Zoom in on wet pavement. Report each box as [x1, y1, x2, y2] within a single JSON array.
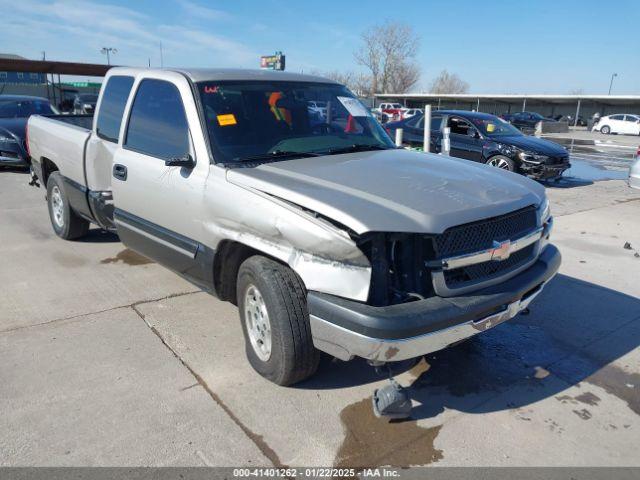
[[544, 136, 635, 182]]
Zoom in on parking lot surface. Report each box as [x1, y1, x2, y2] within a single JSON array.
[[1, 167, 639, 467]]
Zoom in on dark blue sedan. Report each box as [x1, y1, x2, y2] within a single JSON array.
[[0, 95, 57, 168], [385, 110, 571, 180]]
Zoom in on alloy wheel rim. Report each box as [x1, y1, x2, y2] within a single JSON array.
[[51, 186, 65, 228], [489, 158, 511, 170], [244, 284, 272, 361]]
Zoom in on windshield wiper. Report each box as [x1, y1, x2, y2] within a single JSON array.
[[323, 144, 395, 155], [233, 150, 320, 164]]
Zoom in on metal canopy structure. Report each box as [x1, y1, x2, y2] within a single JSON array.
[[0, 57, 112, 76], [375, 93, 640, 123], [0, 57, 111, 108]]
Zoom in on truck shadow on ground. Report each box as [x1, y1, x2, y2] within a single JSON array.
[[78, 228, 120, 243], [304, 274, 640, 421]]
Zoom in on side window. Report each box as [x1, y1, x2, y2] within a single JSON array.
[[610, 114, 624, 121], [448, 117, 472, 135], [96, 76, 134, 142], [125, 79, 189, 159], [625, 115, 638, 122], [431, 115, 443, 130]]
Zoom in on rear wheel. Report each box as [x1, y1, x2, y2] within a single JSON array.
[[486, 155, 516, 172], [600, 125, 611, 134], [46, 172, 89, 240], [237, 255, 320, 386]]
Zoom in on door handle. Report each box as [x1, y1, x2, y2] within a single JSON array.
[[113, 164, 127, 181]]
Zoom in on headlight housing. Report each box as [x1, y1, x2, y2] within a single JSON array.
[[518, 151, 549, 164], [538, 198, 551, 224]]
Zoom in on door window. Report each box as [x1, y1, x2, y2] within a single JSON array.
[[125, 79, 190, 160], [96, 75, 134, 142], [610, 115, 625, 121], [624, 115, 639, 122], [447, 116, 474, 135]]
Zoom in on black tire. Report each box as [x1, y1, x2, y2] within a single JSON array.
[[237, 255, 320, 386], [46, 172, 89, 240], [486, 155, 516, 172], [600, 125, 611, 134]]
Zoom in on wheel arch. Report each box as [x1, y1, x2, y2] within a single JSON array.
[[213, 240, 292, 305]]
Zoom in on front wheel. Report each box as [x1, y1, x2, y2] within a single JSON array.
[[46, 172, 89, 240], [237, 255, 320, 386], [486, 155, 516, 172]]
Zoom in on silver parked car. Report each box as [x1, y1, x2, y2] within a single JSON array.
[[629, 145, 640, 189]]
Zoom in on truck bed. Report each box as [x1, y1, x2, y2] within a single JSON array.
[[27, 114, 93, 189]]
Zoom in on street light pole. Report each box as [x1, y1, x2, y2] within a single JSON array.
[[608, 73, 618, 95], [101, 47, 117, 66]]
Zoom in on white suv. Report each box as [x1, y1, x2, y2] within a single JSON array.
[[593, 114, 640, 135]]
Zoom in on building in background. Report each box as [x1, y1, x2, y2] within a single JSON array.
[[0, 54, 46, 85]]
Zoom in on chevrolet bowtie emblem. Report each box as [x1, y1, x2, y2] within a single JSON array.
[[490, 240, 512, 261]]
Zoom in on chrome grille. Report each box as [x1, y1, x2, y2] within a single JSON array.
[[443, 244, 535, 287], [434, 205, 537, 258]]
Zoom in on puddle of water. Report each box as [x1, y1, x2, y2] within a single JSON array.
[[584, 364, 640, 416], [563, 159, 628, 181], [100, 249, 153, 266], [335, 398, 443, 468]]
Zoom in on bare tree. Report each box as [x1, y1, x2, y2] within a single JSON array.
[[311, 70, 373, 97], [428, 70, 469, 94], [354, 21, 421, 94]]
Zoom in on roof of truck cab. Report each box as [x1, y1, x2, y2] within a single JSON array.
[[173, 68, 337, 84]]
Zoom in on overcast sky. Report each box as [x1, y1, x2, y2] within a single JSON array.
[[1, 0, 638, 94]]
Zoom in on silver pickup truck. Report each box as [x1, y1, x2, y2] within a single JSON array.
[[28, 67, 560, 392]]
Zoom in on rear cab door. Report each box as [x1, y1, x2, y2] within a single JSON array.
[[84, 74, 136, 229], [110, 71, 212, 284]]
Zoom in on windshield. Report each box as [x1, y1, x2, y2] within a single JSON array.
[[0, 99, 56, 118], [197, 81, 394, 164], [470, 117, 523, 137], [78, 94, 98, 102]]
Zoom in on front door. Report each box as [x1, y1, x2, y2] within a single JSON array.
[[111, 75, 210, 284], [447, 116, 483, 161]]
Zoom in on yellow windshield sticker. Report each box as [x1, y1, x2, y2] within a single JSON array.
[[486, 123, 496, 132], [217, 114, 237, 126]]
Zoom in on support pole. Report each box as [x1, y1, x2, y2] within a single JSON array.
[[522, 98, 527, 111], [574, 99, 582, 127], [395, 128, 403, 147], [423, 104, 431, 153], [476, 98, 480, 112], [442, 127, 451, 155]]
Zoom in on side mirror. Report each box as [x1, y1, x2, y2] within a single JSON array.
[[165, 154, 195, 168], [467, 129, 479, 139]]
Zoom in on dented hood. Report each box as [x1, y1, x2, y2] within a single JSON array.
[[226, 149, 545, 235]]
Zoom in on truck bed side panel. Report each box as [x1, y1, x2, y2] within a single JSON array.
[[28, 115, 94, 221]]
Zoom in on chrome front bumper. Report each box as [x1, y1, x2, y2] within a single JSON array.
[[308, 244, 561, 363], [311, 281, 545, 362]]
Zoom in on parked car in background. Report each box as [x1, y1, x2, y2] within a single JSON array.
[[385, 110, 570, 180], [403, 108, 423, 119], [592, 114, 640, 135], [501, 111, 556, 132], [629, 145, 640, 189], [73, 93, 99, 114], [552, 114, 587, 126], [377, 102, 405, 120], [0, 95, 57, 168]]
